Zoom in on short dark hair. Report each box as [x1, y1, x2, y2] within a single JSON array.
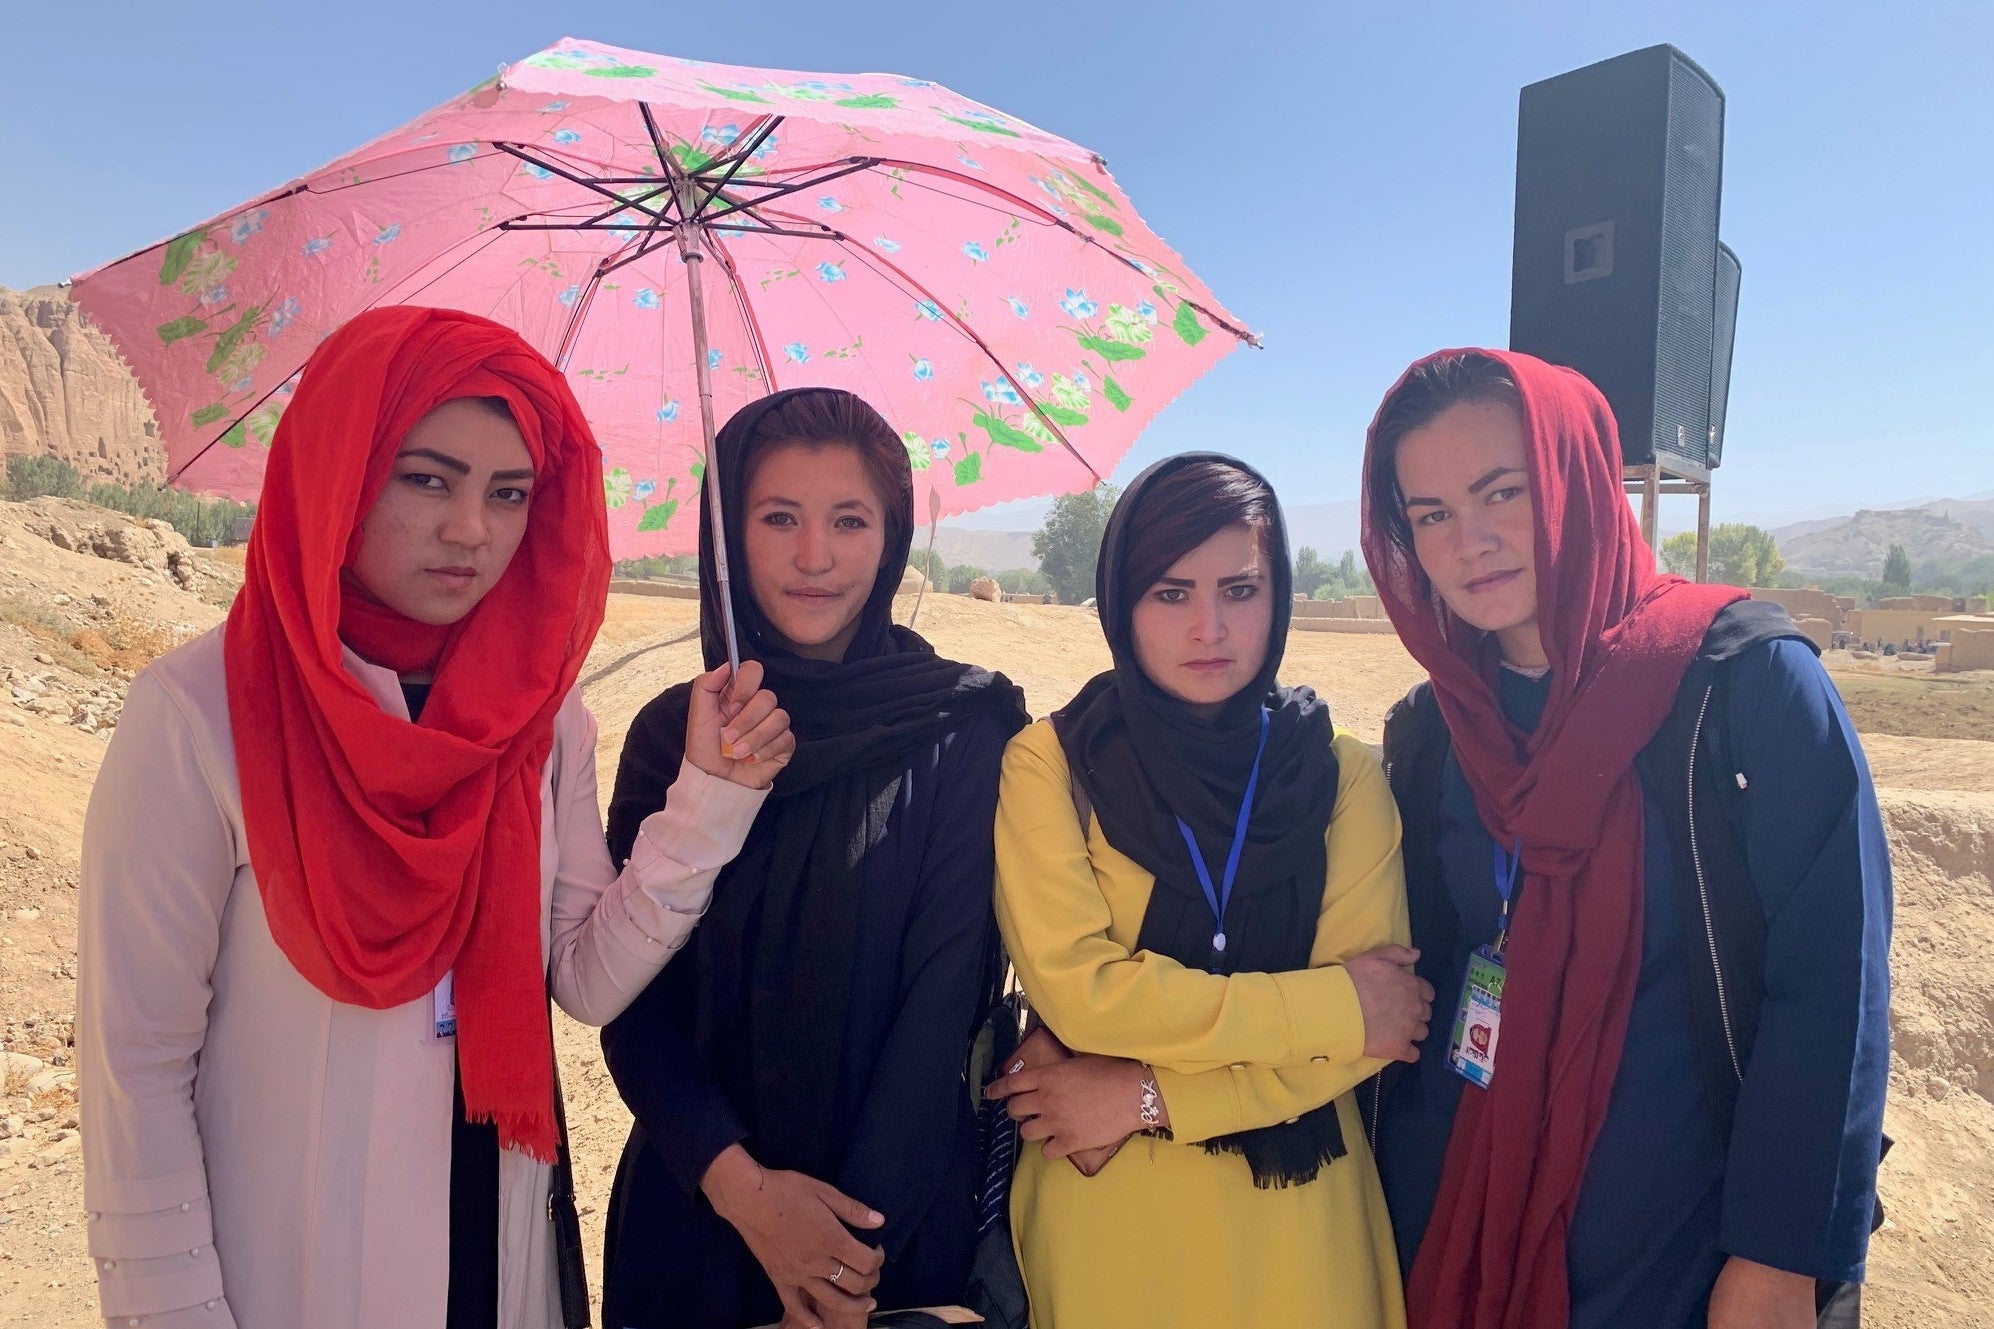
[[1116, 460, 1276, 608], [743, 389, 913, 554], [1365, 352, 1521, 555]]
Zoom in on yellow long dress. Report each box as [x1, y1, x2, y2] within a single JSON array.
[[994, 719, 1409, 1329]]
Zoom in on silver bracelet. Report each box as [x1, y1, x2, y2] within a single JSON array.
[[1138, 1067, 1163, 1129]]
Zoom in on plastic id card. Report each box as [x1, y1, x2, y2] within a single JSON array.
[[433, 971, 457, 1040], [1448, 946, 1505, 1089]]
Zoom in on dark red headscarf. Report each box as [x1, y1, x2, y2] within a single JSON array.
[[1361, 349, 1744, 1328], [225, 306, 610, 1161]]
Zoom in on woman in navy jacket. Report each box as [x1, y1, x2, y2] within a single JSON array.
[[1361, 349, 1891, 1329]]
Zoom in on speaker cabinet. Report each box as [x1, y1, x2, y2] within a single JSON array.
[[1510, 45, 1726, 469]]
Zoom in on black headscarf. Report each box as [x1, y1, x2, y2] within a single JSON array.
[[610, 388, 1027, 1179], [1051, 452, 1345, 1187]]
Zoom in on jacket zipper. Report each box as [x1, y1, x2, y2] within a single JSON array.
[[1369, 1073, 1383, 1153], [1687, 681, 1745, 1084]]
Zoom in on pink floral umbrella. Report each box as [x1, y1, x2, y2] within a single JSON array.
[[72, 36, 1255, 655]]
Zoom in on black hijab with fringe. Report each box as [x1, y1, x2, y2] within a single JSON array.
[[1050, 452, 1345, 1187], [609, 387, 1027, 1179]]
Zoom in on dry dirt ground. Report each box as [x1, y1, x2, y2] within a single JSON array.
[[2, 507, 1990, 1326]]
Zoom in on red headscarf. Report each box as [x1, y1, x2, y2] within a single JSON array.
[[225, 306, 610, 1161], [1361, 349, 1744, 1328]]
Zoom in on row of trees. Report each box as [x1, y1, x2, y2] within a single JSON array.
[[1026, 485, 1375, 605], [907, 549, 1054, 597], [3, 455, 256, 548], [1660, 523, 1991, 602]]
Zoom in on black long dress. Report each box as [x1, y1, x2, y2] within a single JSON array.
[[598, 704, 1011, 1329], [404, 680, 500, 1329]]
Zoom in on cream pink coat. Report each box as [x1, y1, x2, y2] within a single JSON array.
[[78, 627, 765, 1329]]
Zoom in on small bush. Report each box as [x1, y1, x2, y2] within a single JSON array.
[[6, 455, 85, 500]]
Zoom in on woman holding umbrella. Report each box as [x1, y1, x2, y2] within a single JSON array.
[[598, 387, 1030, 1329], [77, 306, 791, 1329], [1362, 349, 1891, 1329], [984, 453, 1426, 1328]]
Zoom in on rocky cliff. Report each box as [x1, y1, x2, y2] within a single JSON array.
[[0, 286, 163, 487], [1780, 507, 1994, 578]]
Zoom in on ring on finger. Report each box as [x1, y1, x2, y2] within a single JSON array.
[[830, 1260, 845, 1284]]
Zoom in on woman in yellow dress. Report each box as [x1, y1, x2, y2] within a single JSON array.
[[986, 452, 1432, 1328]]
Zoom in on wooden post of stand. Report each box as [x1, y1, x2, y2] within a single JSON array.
[[1641, 464, 1661, 551], [1696, 483, 1712, 583], [1624, 457, 1715, 579]]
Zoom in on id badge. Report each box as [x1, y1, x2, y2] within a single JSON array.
[[1448, 946, 1505, 1089], [432, 971, 457, 1040]]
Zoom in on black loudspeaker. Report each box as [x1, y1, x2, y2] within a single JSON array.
[[1708, 242, 1740, 468], [1510, 45, 1726, 470]]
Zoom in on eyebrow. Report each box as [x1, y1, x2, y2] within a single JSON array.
[[1156, 571, 1266, 588], [396, 447, 536, 482], [1467, 465, 1526, 496], [755, 495, 878, 515], [1402, 465, 1526, 508]]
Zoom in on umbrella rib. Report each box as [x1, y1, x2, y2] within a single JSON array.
[[551, 261, 613, 371], [636, 102, 677, 176], [598, 223, 678, 278], [705, 233, 783, 395], [692, 115, 784, 213], [698, 159, 878, 224], [165, 378, 291, 487], [501, 192, 668, 235], [492, 143, 674, 223]]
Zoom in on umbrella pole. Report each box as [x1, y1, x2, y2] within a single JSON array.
[[677, 209, 743, 674]]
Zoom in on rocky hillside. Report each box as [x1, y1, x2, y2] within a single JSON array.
[[1780, 507, 1994, 578], [0, 286, 163, 488]]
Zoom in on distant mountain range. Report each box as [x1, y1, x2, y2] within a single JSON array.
[[1772, 498, 1994, 578], [931, 499, 1366, 574], [928, 525, 1038, 571]]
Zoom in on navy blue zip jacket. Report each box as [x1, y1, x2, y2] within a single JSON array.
[[1375, 620, 1892, 1329]]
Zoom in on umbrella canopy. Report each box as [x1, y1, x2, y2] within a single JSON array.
[[72, 37, 1255, 556]]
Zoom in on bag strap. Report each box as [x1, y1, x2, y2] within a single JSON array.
[[547, 1038, 591, 1328]]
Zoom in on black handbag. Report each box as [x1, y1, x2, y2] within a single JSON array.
[[549, 1065, 591, 1329], [961, 984, 1032, 1329]]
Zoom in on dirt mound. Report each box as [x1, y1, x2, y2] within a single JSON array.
[[0, 498, 237, 744], [10, 498, 237, 602], [1869, 790, 1994, 1322], [1881, 791, 1994, 1104]]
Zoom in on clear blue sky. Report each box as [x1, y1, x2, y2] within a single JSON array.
[[3, 1, 1988, 530]]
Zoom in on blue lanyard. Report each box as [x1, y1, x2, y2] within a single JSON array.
[[1491, 837, 1523, 957], [1174, 707, 1270, 959]]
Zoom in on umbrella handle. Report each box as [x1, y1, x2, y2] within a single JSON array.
[[678, 213, 742, 674]]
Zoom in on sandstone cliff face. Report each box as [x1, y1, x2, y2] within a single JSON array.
[[0, 287, 164, 487]]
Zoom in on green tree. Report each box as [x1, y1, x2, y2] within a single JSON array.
[[1337, 550, 1358, 585], [908, 547, 950, 588], [944, 564, 988, 594], [1660, 524, 1785, 586], [1881, 543, 1913, 591], [1659, 531, 1699, 578], [995, 567, 1053, 597], [1293, 546, 1331, 598], [1033, 485, 1118, 604], [6, 455, 84, 500]]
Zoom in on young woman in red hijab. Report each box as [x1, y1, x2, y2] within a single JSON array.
[[1361, 350, 1892, 1329], [78, 306, 792, 1329]]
